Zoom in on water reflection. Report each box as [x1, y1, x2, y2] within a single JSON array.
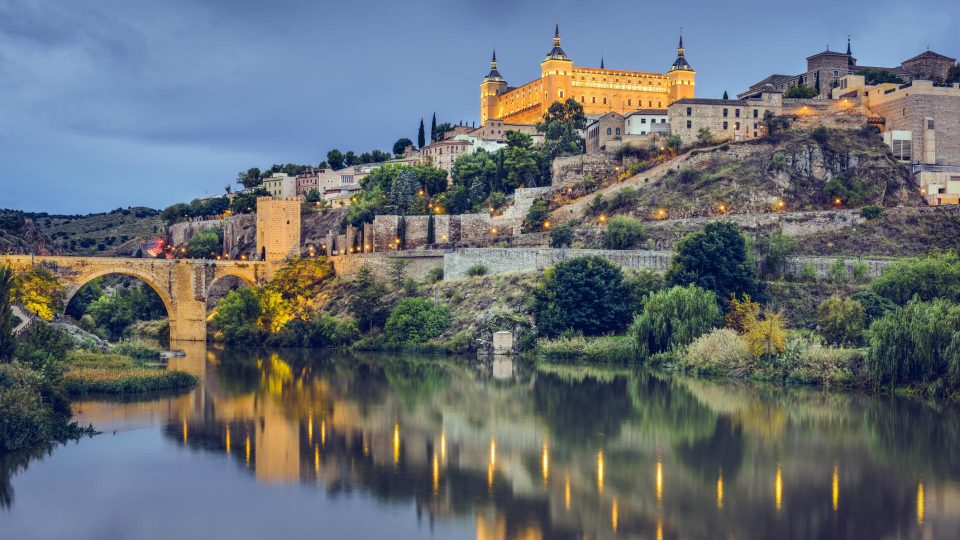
[[5, 345, 960, 539]]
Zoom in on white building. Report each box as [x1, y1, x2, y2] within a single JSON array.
[[626, 109, 670, 135], [262, 173, 298, 198]]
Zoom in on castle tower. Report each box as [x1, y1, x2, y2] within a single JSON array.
[[255, 196, 301, 261], [480, 50, 508, 124], [540, 25, 574, 109], [667, 34, 695, 102]]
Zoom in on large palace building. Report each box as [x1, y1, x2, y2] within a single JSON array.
[[480, 26, 696, 125]]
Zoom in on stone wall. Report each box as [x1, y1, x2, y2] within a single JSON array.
[[328, 251, 444, 280], [871, 93, 960, 167], [551, 152, 620, 187], [443, 248, 674, 279], [166, 219, 223, 248], [371, 213, 522, 250], [784, 256, 893, 279]]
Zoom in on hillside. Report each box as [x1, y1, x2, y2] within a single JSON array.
[[550, 126, 922, 225], [0, 207, 162, 256]]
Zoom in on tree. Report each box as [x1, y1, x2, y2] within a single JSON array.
[[550, 224, 573, 248], [533, 256, 634, 337], [11, 267, 65, 321], [433, 122, 454, 142], [305, 188, 322, 203], [722, 90, 729, 99], [349, 266, 389, 332], [384, 297, 450, 344], [743, 310, 788, 359], [871, 250, 960, 305], [0, 267, 14, 362], [668, 222, 759, 303], [388, 169, 419, 214], [817, 294, 866, 346], [327, 149, 345, 170], [430, 113, 437, 142], [696, 127, 715, 146], [537, 98, 587, 157], [784, 83, 817, 99], [866, 299, 960, 389], [388, 259, 410, 289], [237, 167, 262, 189], [861, 68, 904, 86], [393, 138, 414, 156], [187, 229, 223, 259], [418, 118, 426, 148], [522, 199, 550, 232], [212, 288, 263, 344], [631, 284, 722, 358], [851, 291, 896, 326], [762, 229, 795, 277], [603, 216, 647, 249], [88, 293, 134, 340], [946, 64, 960, 84], [266, 256, 335, 314], [667, 135, 682, 151], [344, 151, 358, 167]]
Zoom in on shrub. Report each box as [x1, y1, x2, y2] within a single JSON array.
[[860, 205, 884, 220], [0, 362, 78, 451], [851, 291, 896, 325], [533, 256, 634, 337], [426, 266, 444, 284], [212, 288, 264, 344], [726, 294, 760, 334], [11, 267, 65, 321], [111, 341, 162, 360], [743, 310, 788, 359], [631, 284, 722, 358], [625, 270, 666, 314], [684, 328, 751, 376], [388, 259, 410, 288], [466, 263, 489, 277], [871, 251, 960, 305], [276, 315, 359, 347], [602, 216, 647, 250], [763, 230, 795, 277], [852, 261, 870, 282], [523, 199, 550, 232], [549, 224, 574, 248], [668, 222, 760, 302], [801, 263, 818, 282], [186, 228, 223, 259], [866, 299, 960, 389], [535, 335, 635, 363], [384, 297, 451, 344], [828, 258, 848, 284], [817, 295, 866, 346]]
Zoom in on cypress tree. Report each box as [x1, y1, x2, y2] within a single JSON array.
[[417, 118, 426, 148], [430, 113, 437, 142], [427, 215, 435, 245], [814, 71, 821, 94], [722, 90, 729, 100]]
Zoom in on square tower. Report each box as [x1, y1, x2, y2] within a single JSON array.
[[256, 196, 301, 261]]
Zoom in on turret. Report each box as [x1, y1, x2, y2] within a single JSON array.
[[480, 50, 508, 123], [667, 34, 695, 102], [541, 25, 574, 110]]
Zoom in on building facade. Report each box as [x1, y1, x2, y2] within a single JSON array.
[[255, 196, 301, 261], [480, 27, 695, 125], [668, 91, 783, 143], [295, 168, 340, 198], [262, 173, 298, 199], [625, 109, 669, 135]]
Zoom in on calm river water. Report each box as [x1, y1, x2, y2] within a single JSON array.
[[1, 344, 959, 539]]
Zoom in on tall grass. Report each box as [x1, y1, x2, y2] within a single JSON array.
[[535, 335, 636, 363], [63, 352, 197, 395]]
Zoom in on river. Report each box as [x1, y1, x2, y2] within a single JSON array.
[[1, 344, 958, 539]]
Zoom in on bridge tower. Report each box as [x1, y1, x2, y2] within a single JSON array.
[[255, 197, 301, 261]]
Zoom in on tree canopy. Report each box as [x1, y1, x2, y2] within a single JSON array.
[[537, 98, 587, 157], [668, 222, 759, 303], [533, 256, 634, 337]]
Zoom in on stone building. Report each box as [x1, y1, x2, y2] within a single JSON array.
[[295, 168, 340, 198], [469, 119, 540, 142], [668, 91, 783, 144], [584, 112, 625, 153], [262, 173, 297, 199], [480, 27, 695, 125], [255, 196, 301, 261]]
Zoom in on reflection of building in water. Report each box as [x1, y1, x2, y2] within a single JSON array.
[[71, 346, 960, 539]]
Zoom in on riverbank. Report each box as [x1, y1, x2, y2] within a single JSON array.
[[62, 350, 197, 395]]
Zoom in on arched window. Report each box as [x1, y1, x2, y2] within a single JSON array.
[[559, 90, 564, 98], [616, 128, 621, 135], [606, 127, 612, 135]]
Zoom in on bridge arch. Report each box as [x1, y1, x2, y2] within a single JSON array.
[[66, 267, 178, 338]]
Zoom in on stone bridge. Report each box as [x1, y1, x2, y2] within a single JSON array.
[[0, 255, 277, 341]]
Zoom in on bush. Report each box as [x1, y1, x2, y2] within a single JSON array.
[[631, 284, 722, 358], [602, 216, 647, 250], [211, 288, 264, 344], [851, 291, 896, 325], [860, 205, 884, 220], [828, 258, 848, 284], [725, 295, 760, 334], [550, 224, 573, 248], [523, 199, 550, 232], [871, 251, 960, 305], [0, 362, 79, 451], [466, 264, 488, 277], [384, 298, 451, 345], [533, 256, 634, 337], [801, 263, 818, 282], [762, 230, 795, 277], [684, 328, 751, 376], [186, 228, 223, 259], [110, 341, 162, 360], [625, 270, 665, 314], [668, 222, 760, 302], [852, 261, 870, 282], [274, 315, 359, 347], [866, 299, 960, 390], [816, 295, 866, 346], [743, 310, 788, 359], [426, 266, 444, 284], [535, 335, 635, 363]]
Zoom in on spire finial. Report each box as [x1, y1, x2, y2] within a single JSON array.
[[600, 56, 604, 69], [679, 26, 683, 49], [492, 49, 497, 63], [553, 24, 561, 47], [846, 35, 851, 55]]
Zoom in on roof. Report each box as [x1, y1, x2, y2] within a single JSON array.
[[672, 98, 749, 107], [806, 49, 850, 61], [855, 65, 912, 76], [544, 25, 571, 62], [627, 109, 668, 116], [902, 50, 957, 64]]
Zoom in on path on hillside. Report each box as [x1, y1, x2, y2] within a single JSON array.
[[11, 303, 33, 335]]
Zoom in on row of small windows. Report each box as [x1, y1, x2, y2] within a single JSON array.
[[605, 127, 622, 135], [572, 94, 662, 108]]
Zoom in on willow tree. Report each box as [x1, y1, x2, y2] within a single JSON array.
[[632, 284, 722, 358], [866, 299, 960, 389]]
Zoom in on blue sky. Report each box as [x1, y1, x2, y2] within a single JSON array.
[[1, 0, 957, 214]]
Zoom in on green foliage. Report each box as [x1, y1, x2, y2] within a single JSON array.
[[947, 64, 960, 84], [267, 256, 335, 312], [668, 222, 759, 303], [852, 261, 870, 282], [817, 295, 866, 346], [523, 199, 550, 232], [533, 256, 633, 337], [549, 224, 573, 248], [62, 352, 197, 394], [186, 228, 223, 259], [631, 284, 722, 358], [763, 230, 795, 277], [236, 167, 262, 189], [11, 267, 65, 320], [161, 196, 230, 224], [696, 128, 715, 146], [866, 299, 960, 390], [683, 328, 751, 376], [110, 341, 162, 360], [465, 263, 488, 277], [273, 315, 359, 347], [871, 251, 960, 304], [667, 134, 682, 151], [392, 138, 414, 156], [827, 258, 848, 284], [851, 291, 896, 325], [212, 288, 264, 344], [860, 205, 884, 220], [625, 270, 666, 314], [602, 215, 647, 249], [0, 362, 79, 451], [801, 263, 818, 282], [770, 151, 788, 172], [784, 83, 817, 98], [388, 168, 420, 214], [426, 266, 444, 284], [384, 297, 451, 344], [229, 187, 269, 215], [824, 173, 871, 206], [387, 259, 411, 288], [13, 322, 74, 380], [327, 149, 345, 169], [349, 266, 389, 332], [88, 293, 134, 340], [535, 335, 635, 363], [536, 98, 587, 157], [0, 267, 14, 362], [861, 68, 905, 86]]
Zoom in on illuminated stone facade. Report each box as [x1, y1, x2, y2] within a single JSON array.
[[256, 196, 301, 261], [480, 27, 695, 125]]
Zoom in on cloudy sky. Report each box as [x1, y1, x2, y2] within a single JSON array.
[[1, 0, 957, 214]]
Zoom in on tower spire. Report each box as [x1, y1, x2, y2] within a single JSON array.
[[484, 49, 504, 82], [670, 32, 692, 72], [600, 56, 605, 69], [544, 24, 570, 61]]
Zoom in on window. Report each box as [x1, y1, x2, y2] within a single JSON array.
[[723, 121, 728, 130], [892, 139, 912, 161], [581, 96, 585, 102], [927, 119, 935, 130], [559, 90, 564, 98], [686, 107, 692, 116], [628, 99, 632, 106], [833, 70, 838, 77], [615, 128, 621, 135], [606, 127, 612, 135], [603, 98, 607, 104], [686, 120, 692, 128], [723, 108, 728, 117], [648, 101, 653, 107], [658, 101, 662, 108], [753, 109, 759, 118], [592, 97, 596, 103], [641, 118, 647, 123], [735, 109, 740, 118], [735, 122, 740, 130]]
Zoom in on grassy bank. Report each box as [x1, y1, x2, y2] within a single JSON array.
[[62, 351, 197, 395], [534, 335, 635, 363]]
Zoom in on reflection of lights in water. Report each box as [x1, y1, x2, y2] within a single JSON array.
[[393, 424, 400, 465], [245, 435, 251, 467], [432, 453, 440, 494], [314, 445, 319, 475], [564, 477, 571, 510], [611, 499, 618, 532], [321, 420, 326, 447], [597, 451, 604, 493], [717, 470, 723, 509], [308, 414, 313, 445], [917, 479, 925, 526], [440, 431, 446, 464], [775, 464, 783, 512], [488, 439, 496, 489], [656, 459, 663, 503], [832, 464, 839, 512], [225, 425, 231, 456], [542, 444, 549, 484], [656, 517, 663, 540], [182, 418, 188, 445]]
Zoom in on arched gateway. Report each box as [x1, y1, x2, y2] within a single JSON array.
[[0, 255, 276, 341]]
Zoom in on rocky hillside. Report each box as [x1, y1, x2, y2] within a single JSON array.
[[551, 126, 922, 225], [0, 213, 53, 254], [1, 207, 162, 256]]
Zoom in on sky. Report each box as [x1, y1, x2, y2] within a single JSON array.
[[1, 0, 957, 214]]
